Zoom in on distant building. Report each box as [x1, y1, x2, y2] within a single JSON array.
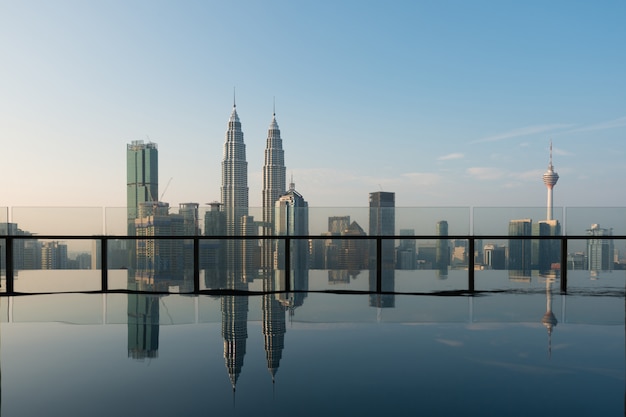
[[532, 220, 561, 272], [328, 216, 351, 235], [339, 221, 368, 270], [274, 181, 308, 271], [202, 201, 225, 271], [127, 140, 158, 224], [396, 228, 416, 270], [369, 191, 395, 266], [0, 223, 34, 270], [134, 202, 185, 273], [508, 219, 532, 273], [483, 244, 506, 269], [41, 241, 68, 269], [435, 221, 449, 269], [368, 191, 395, 308], [586, 224, 614, 271]]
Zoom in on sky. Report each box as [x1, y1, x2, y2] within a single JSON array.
[[1, 0, 625, 211]]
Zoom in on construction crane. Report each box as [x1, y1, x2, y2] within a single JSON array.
[[160, 177, 173, 201]]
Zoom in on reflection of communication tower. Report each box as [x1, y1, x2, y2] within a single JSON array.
[[542, 141, 559, 221]]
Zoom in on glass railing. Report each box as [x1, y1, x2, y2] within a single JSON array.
[[0, 206, 623, 295]]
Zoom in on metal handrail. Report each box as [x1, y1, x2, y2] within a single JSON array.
[[1, 234, 623, 295]]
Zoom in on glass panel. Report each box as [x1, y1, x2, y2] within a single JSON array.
[[11, 207, 103, 235], [473, 206, 563, 235]]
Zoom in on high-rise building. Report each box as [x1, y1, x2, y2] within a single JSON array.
[[41, 241, 68, 269], [586, 224, 614, 271], [508, 219, 532, 274], [369, 192, 395, 265], [543, 141, 559, 221], [127, 140, 158, 224], [202, 201, 226, 272], [134, 202, 185, 273], [435, 220, 449, 270], [368, 191, 395, 308], [532, 220, 561, 272], [221, 101, 249, 237], [261, 110, 286, 268], [274, 181, 309, 270], [339, 221, 369, 270], [396, 228, 416, 270], [262, 111, 286, 233], [328, 216, 351, 235]]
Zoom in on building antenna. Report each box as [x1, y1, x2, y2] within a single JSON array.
[[549, 139, 554, 168], [273, 96, 276, 116], [233, 87, 236, 108]]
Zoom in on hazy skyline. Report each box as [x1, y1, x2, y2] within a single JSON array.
[[1, 1, 624, 208]]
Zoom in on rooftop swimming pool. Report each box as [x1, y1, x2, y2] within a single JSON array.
[[0, 270, 623, 416]]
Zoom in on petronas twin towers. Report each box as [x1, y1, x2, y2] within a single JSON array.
[[220, 99, 287, 267]]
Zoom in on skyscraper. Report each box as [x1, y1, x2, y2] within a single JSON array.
[[586, 224, 614, 271], [435, 220, 449, 270], [261, 110, 286, 268], [127, 140, 158, 224], [274, 180, 309, 270], [543, 141, 559, 221], [508, 219, 532, 275], [221, 100, 249, 237], [368, 191, 395, 308], [262, 110, 286, 233]]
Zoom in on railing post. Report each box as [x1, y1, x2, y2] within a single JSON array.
[[193, 236, 200, 293], [468, 237, 475, 292], [285, 237, 291, 292], [6, 236, 14, 294], [101, 237, 108, 292], [560, 237, 567, 293], [376, 237, 382, 293]]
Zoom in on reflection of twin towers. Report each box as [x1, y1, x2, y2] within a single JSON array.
[[127, 269, 308, 390]]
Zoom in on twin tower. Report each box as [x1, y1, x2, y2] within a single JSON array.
[[222, 99, 307, 220]]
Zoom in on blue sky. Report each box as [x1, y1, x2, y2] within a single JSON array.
[[1, 0, 624, 209]]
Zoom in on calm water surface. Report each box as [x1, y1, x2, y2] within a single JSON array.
[[0, 271, 623, 416]]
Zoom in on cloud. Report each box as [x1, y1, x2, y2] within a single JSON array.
[[472, 124, 574, 143], [563, 115, 626, 134], [437, 152, 464, 161], [513, 169, 545, 181], [466, 167, 505, 180], [401, 172, 443, 187]]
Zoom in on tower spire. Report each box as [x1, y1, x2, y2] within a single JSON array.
[[549, 139, 554, 169], [233, 87, 236, 108], [542, 140, 559, 221]]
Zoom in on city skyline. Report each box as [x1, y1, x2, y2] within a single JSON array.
[[1, 1, 625, 208]]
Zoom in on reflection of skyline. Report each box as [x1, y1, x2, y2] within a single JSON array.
[[540, 273, 558, 358], [262, 271, 286, 383], [221, 269, 249, 390], [127, 271, 162, 360]]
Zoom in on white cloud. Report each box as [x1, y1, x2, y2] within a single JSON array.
[[513, 169, 545, 181], [401, 172, 443, 187], [563, 115, 626, 134], [437, 152, 464, 161], [472, 124, 574, 143], [466, 167, 505, 180]]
